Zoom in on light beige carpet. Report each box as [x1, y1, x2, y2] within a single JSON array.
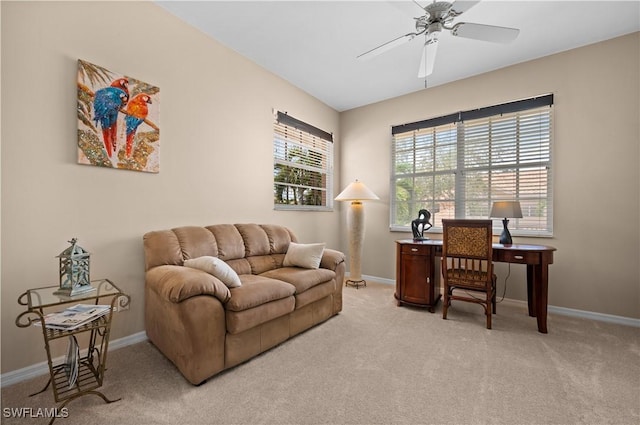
[[2, 281, 639, 425]]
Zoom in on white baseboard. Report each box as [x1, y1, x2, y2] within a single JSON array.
[[360, 273, 395, 286], [0, 331, 148, 388], [355, 273, 640, 328], [547, 305, 640, 327]]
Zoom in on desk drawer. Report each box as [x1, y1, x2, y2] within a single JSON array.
[[495, 250, 539, 264], [401, 244, 432, 256]]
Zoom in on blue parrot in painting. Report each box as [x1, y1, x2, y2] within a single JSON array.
[[93, 78, 129, 157], [125, 93, 152, 157]]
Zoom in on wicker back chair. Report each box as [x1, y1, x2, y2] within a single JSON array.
[[441, 219, 497, 329]]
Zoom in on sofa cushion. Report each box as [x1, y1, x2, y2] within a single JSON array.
[[260, 267, 335, 294], [143, 230, 183, 271], [225, 275, 295, 312], [246, 254, 281, 275], [226, 297, 294, 335], [173, 226, 219, 260], [206, 224, 246, 261], [261, 224, 296, 254], [235, 223, 271, 256], [283, 242, 325, 269], [225, 258, 252, 276], [184, 256, 242, 288], [294, 280, 335, 310]]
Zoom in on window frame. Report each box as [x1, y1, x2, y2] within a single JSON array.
[[390, 95, 554, 237], [273, 111, 334, 211]]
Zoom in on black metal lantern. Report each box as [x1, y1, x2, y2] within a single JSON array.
[[55, 238, 94, 296]]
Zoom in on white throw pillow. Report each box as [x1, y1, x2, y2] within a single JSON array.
[[283, 242, 326, 269], [183, 256, 242, 288]]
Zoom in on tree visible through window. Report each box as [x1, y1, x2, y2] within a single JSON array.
[[391, 95, 553, 236], [274, 112, 333, 210]]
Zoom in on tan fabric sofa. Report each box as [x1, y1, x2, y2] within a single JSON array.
[[143, 223, 345, 385]]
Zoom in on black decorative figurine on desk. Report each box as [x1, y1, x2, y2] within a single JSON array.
[[411, 209, 432, 241]]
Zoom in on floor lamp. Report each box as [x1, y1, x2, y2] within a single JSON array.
[[335, 180, 379, 288]]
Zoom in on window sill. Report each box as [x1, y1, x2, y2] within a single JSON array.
[[274, 206, 334, 212]]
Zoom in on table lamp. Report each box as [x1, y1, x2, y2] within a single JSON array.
[[335, 180, 379, 288], [490, 201, 523, 245]]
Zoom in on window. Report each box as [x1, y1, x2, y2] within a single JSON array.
[[391, 95, 553, 236], [274, 111, 333, 210]]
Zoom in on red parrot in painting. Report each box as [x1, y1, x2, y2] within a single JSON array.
[[93, 78, 129, 157], [124, 93, 152, 157], [110, 78, 129, 96]]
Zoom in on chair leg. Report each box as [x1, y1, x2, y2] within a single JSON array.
[[442, 286, 449, 320], [492, 279, 497, 314], [486, 294, 492, 329]]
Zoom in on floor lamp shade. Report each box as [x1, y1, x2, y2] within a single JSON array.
[[335, 180, 379, 288]]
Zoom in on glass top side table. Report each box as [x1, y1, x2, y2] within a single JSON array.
[[16, 278, 130, 425], [20, 278, 125, 310]]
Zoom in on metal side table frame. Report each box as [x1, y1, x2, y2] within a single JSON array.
[[16, 279, 130, 424]]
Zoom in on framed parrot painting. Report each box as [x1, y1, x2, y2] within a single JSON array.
[[77, 59, 160, 173]]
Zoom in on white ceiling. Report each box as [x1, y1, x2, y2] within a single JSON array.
[[157, 1, 640, 111]]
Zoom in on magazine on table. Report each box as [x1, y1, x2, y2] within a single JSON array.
[[64, 335, 79, 388], [36, 304, 111, 330]]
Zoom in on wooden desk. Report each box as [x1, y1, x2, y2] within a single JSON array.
[[396, 239, 556, 333]]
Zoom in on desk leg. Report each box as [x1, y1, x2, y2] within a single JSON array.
[[526, 265, 535, 317], [531, 264, 549, 334]]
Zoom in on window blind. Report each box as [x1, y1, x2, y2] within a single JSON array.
[[391, 95, 553, 236], [274, 112, 333, 210]]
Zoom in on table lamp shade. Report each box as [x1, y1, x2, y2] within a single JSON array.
[[490, 201, 523, 219], [335, 180, 378, 288]]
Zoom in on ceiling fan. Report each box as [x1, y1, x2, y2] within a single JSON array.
[[357, 1, 520, 78]]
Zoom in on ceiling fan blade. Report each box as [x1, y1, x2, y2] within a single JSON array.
[[386, 0, 425, 17], [451, 22, 520, 43], [418, 39, 439, 78], [450, 0, 481, 16], [357, 32, 417, 60]]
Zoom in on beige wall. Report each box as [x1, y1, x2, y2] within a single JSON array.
[[2, 1, 638, 377], [339, 32, 640, 319], [1, 1, 341, 373]]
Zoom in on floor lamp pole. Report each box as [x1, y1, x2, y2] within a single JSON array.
[[346, 201, 366, 288]]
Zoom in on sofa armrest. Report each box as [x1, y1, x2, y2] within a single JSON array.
[[146, 265, 231, 304], [320, 248, 345, 272]]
